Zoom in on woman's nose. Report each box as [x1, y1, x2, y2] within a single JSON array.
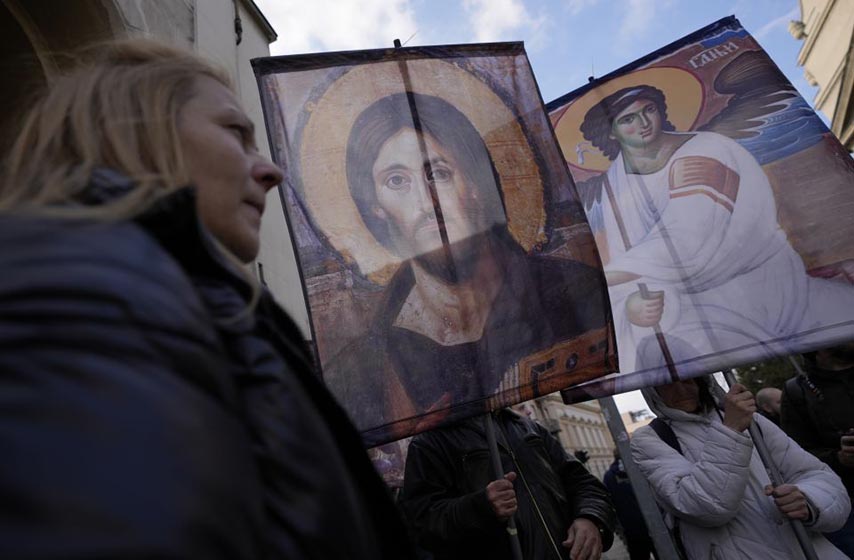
[[253, 157, 284, 191]]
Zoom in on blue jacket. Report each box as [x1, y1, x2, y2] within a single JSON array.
[[0, 176, 413, 559], [603, 459, 648, 540]]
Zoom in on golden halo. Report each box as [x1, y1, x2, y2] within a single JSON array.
[[553, 67, 704, 173], [293, 58, 546, 285]]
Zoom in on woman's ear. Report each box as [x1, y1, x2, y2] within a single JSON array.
[[372, 205, 387, 220]]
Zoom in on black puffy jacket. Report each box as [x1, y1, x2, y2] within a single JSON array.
[[400, 409, 615, 560], [782, 364, 854, 497], [0, 179, 413, 559]]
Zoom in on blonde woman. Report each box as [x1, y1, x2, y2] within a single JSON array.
[[0, 41, 413, 559]]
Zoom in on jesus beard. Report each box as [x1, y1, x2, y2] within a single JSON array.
[[412, 232, 491, 285]]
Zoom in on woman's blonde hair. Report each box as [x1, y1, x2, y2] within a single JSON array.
[[1, 39, 264, 315], [0, 39, 231, 219]]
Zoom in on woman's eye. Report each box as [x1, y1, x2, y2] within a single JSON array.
[[645, 105, 657, 114], [227, 124, 247, 141], [226, 124, 259, 152], [384, 173, 410, 191]]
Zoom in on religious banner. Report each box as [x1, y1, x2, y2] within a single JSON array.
[[253, 43, 616, 446], [547, 16, 854, 403]]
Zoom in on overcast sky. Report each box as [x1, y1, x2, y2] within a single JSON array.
[[251, 0, 811, 414]]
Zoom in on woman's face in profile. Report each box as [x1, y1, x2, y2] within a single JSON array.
[[656, 379, 700, 413], [177, 76, 283, 262]]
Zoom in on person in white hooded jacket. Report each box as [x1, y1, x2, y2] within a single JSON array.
[[631, 376, 851, 559]]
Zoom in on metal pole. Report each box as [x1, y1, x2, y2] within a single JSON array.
[[787, 354, 807, 376], [392, 39, 460, 284], [484, 412, 524, 560], [599, 397, 682, 560], [722, 370, 819, 560], [638, 283, 680, 382], [602, 176, 679, 383]]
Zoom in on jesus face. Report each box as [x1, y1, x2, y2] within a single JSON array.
[[609, 98, 663, 152], [371, 127, 485, 262]]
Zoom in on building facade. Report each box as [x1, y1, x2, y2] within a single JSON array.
[[516, 393, 616, 480], [790, 0, 854, 150], [620, 410, 653, 435], [0, 0, 277, 121]]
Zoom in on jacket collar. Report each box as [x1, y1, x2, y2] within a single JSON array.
[[460, 409, 528, 452], [85, 168, 253, 301]]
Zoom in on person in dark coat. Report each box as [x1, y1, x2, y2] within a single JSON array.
[[0, 40, 413, 559], [603, 450, 656, 560], [782, 343, 854, 557], [399, 408, 615, 560]]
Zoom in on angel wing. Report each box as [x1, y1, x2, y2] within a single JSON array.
[[574, 173, 607, 234], [699, 50, 828, 164]]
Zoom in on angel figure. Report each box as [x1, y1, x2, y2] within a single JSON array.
[[576, 51, 854, 379]]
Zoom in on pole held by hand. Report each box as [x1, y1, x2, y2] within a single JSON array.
[[484, 412, 524, 560]]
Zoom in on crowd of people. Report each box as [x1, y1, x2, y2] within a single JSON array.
[[1, 38, 852, 560]]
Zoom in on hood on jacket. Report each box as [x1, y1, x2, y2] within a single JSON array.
[[641, 375, 728, 423]]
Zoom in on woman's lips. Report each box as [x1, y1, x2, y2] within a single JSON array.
[[243, 200, 265, 221]]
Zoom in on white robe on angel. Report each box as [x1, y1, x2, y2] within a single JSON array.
[[590, 131, 854, 383]]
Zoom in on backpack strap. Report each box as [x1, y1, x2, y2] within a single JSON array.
[[784, 376, 807, 407], [649, 417, 682, 455]]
